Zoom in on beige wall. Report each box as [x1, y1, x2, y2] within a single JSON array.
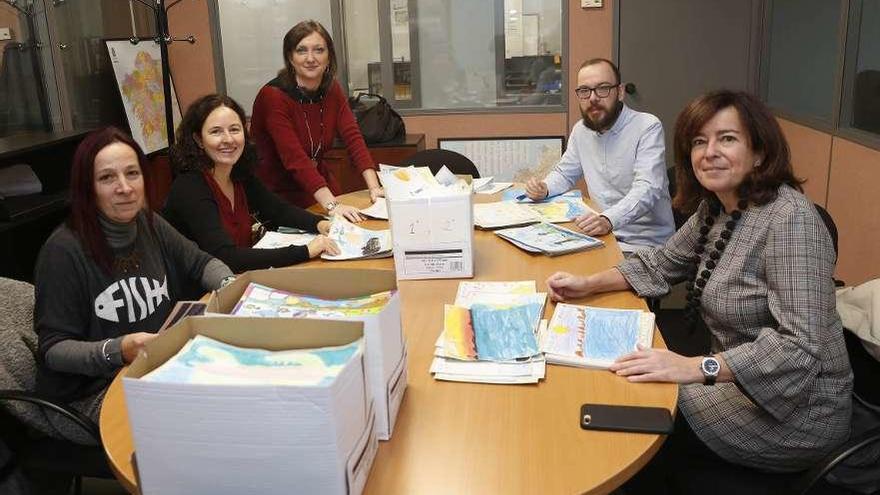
[[167, 2, 216, 113], [826, 137, 880, 285], [780, 117, 880, 285], [778, 119, 833, 205]]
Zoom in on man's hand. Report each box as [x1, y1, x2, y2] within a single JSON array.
[[121, 332, 158, 364], [524, 178, 549, 201], [574, 212, 612, 236], [369, 187, 385, 203]]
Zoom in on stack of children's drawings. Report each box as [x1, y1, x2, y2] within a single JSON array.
[[539, 303, 655, 369], [494, 222, 604, 256], [430, 281, 547, 384], [472, 188, 599, 229], [230, 282, 395, 319], [142, 334, 362, 386], [252, 218, 392, 260]]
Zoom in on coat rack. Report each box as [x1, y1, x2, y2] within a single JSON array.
[[128, 0, 195, 147], [1, 0, 51, 131]]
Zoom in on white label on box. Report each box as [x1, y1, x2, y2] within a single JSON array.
[[403, 249, 466, 275]]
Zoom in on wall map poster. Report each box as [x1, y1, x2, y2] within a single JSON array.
[[106, 40, 182, 154]]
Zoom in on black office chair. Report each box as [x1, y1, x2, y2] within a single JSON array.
[[0, 277, 113, 495], [666, 166, 689, 231], [397, 149, 481, 178], [793, 329, 880, 495]]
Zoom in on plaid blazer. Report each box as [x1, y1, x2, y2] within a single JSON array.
[[618, 185, 852, 472]]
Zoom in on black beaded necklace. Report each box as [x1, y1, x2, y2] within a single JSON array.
[[684, 198, 749, 323]]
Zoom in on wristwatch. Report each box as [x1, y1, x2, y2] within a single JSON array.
[[700, 355, 720, 385], [324, 200, 339, 213]]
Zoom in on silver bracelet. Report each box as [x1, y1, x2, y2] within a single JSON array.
[[101, 339, 113, 363]]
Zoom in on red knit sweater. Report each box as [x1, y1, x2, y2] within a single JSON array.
[[250, 79, 375, 208]]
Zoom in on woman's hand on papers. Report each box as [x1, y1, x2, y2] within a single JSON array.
[[546, 271, 592, 302], [546, 268, 631, 302], [332, 204, 366, 223], [369, 187, 385, 203], [121, 332, 159, 364], [524, 178, 549, 201], [307, 234, 341, 258], [574, 213, 612, 236], [317, 220, 332, 235], [609, 346, 703, 384]]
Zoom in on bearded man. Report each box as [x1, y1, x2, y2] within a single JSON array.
[[525, 58, 675, 252]]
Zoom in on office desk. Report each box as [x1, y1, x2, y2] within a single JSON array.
[[100, 189, 677, 495]]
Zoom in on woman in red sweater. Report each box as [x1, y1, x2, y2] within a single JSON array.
[[250, 20, 382, 222]]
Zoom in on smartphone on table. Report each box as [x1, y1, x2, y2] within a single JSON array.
[[579, 404, 674, 435]]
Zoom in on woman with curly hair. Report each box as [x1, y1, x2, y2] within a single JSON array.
[[163, 94, 339, 273]]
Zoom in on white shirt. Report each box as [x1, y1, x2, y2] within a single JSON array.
[[544, 104, 675, 251]]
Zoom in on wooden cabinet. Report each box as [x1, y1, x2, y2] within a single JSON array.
[[0, 130, 89, 280], [323, 134, 425, 194]]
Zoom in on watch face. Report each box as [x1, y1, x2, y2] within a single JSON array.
[[702, 357, 720, 375]]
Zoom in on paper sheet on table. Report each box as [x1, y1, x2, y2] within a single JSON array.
[[359, 198, 388, 220], [253, 231, 316, 249], [475, 182, 514, 195], [473, 201, 541, 229]]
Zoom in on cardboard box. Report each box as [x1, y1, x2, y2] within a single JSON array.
[[206, 267, 407, 440], [123, 316, 377, 495], [387, 188, 474, 280]]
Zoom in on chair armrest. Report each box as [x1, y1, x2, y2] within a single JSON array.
[[0, 389, 100, 444], [793, 426, 880, 495]]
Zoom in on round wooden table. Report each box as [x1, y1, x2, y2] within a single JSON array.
[[100, 189, 678, 494]]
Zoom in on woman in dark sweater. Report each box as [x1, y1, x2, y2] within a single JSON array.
[[34, 127, 233, 438], [164, 94, 339, 273]]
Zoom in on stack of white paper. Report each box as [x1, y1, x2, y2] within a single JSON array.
[[430, 281, 546, 384], [220, 280, 408, 441], [381, 166, 474, 280], [124, 319, 377, 495], [539, 303, 655, 369]]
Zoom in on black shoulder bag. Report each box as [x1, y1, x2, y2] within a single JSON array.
[[348, 93, 406, 144]]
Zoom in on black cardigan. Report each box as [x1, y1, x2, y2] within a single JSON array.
[[163, 171, 323, 273]]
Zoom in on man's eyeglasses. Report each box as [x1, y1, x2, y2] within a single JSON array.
[[574, 84, 618, 100]]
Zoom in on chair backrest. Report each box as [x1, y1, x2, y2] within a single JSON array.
[[845, 330, 880, 409], [813, 203, 839, 261], [666, 166, 688, 230], [397, 149, 481, 178], [0, 277, 58, 437]]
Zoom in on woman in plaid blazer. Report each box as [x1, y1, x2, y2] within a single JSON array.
[[547, 91, 852, 490]]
